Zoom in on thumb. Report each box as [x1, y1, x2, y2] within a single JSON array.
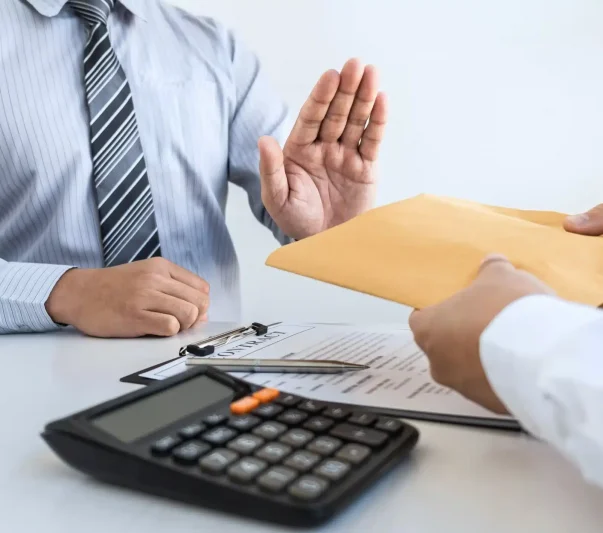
[[564, 204, 603, 236], [258, 136, 289, 210]]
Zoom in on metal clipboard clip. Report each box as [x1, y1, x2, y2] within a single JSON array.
[[179, 322, 279, 357]]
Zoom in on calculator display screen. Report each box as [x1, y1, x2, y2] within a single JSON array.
[[92, 376, 234, 443]]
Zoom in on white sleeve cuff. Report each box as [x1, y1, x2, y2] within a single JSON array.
[[479, 294, 603, 438], [0, 261, 74, 333]]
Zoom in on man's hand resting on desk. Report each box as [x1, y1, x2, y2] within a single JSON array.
[[45, 258, 210, 338], [409, 255, 554, 414], [258, 58, 388, 241]]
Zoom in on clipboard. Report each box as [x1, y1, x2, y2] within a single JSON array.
[[121, 355, 186, 386], [119, 322, 522, 432], [120, 321, 277, 385], [122, 321, 296, 385]]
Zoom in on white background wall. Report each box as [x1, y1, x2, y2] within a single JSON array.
[[168, 0, 603, 324]]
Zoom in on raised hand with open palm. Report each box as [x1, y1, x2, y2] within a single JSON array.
[[258, 58, 388, 240]]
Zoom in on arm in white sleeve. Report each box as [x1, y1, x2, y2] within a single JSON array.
[[480, 294, 603, 489], [0, 259, 73, 334]]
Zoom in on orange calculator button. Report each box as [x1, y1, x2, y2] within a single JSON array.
[[252, 388, 280, 403], [230, 397, 260, 415]]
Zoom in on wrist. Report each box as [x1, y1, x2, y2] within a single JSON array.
[[45, 268, 88, 325]]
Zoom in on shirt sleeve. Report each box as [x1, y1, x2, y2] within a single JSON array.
[[480, 294, 603, 489], [223, 27, 294, 246], [0, 259, 73, 333]]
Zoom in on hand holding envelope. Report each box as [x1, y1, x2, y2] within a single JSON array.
[[265, 194, 603, 309]]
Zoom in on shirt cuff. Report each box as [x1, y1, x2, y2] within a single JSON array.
[[0, 262, 74, 333], [479, 294, 602, 437]]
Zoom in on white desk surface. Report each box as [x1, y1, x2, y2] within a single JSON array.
[[2, 322, 602, 533]]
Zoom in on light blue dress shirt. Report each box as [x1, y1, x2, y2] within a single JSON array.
[[0, 0, 291, 333]]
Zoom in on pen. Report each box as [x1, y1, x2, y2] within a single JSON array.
[[184, 358, 369, 374]]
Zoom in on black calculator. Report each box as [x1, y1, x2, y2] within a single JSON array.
[[42, 365, 419, 527]]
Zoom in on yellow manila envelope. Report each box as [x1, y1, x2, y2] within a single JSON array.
[[265, 194, 603, 309]]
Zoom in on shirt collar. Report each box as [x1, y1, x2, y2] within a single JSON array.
[[24, 0, 148, 22]]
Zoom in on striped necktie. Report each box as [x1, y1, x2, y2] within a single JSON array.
[[68, 0, 162, 265]]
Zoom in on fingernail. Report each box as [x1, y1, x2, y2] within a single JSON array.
[[479, 253, 513, 273], [566, 213, 589, 226], [481, 253, 508, 266]]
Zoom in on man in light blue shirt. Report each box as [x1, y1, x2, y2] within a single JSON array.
[[0, 0, 387, 336]]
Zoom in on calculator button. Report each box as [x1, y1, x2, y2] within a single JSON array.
[[203, 413, 227, 426], [172, 442, 211, 465], [348, 413, 377, 426], [178, 423, 206, 440], [277, 409, 308, 426], [314, 459, 350, 481], [279, 429, 314, 448], [227, 457, 268, 484], [252, 421, 288, 440], [257, 466, 297, 493], [330, 423, 388, 448], [252, 388, 280, 403], [297, 400, 325, 414], [230, 396, 260, 415], [288, 475, 329, 501], [255, 442, 292, 463], [201, 426, 238, 445], [284, 450, 321, 472], [374, 417, 404, 434], [150, 435, 181, 456], [306, 436, 343, 456], [275, 394, 301, 407], [335, 444, 371, 465], [322, 407, 350, 421], [253, 403, 284, 418], [228, 415, 262, 432], [199, 449, 238, 474], [303, 416, 334, 433], [227, 434, 265, 455]]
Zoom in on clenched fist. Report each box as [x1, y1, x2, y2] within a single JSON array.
[[45, 258, 210, 338]]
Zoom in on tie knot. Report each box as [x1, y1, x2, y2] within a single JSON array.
[[68, 0, 115, 27]]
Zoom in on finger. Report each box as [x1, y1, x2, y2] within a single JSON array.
[[137, 311, 181, 337], [193, 312, 209, 328], [408, 308, 430, 347], [158, 278, 210, 317], [358, 92, 388, 162], [408, 309, 422, 334], [287, 70, 340, 146], [563, 203, 603, 236], [164, 260, 209, 294], [258, 136, 289, 211], [340, 65, 380, 149], [318, 58, 365, 143], [144, 292, 199, 331]]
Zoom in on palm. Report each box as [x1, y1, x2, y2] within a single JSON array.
[[258, 59, 387, 241], [282, 140, 375, 233]]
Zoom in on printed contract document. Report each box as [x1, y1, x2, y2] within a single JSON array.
[[139, 323, 516, 428]]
